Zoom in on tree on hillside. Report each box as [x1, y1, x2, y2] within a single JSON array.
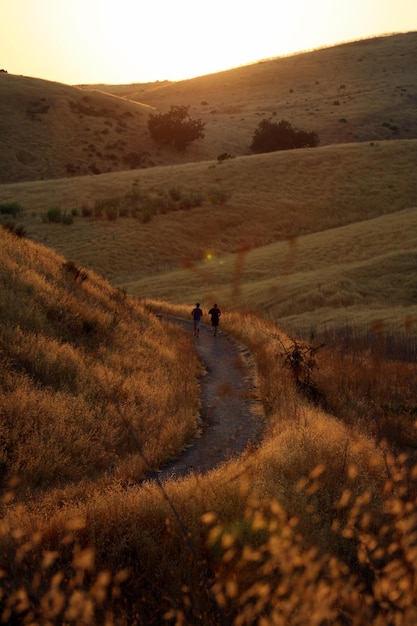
[[250, 119, 319, 153], [147, 105, 205, 151]]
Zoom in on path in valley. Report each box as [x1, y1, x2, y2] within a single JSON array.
[[145, 317, 264, 482]]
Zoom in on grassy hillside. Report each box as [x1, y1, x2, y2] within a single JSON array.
[[98, 32, 417, 150], [1, 32, 416, 183], [0, 75, 157, 183], [1, 33, 416, 340], [131, 207, 417, 337], [0, 228, 201, 495], [2, 139, 416, 336]]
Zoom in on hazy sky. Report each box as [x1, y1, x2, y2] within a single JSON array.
[[1, 0, 416, 85]]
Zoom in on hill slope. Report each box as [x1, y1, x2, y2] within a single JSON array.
[[1, 32, 416, 183], [0, 228, 201, 494], [1, 138, 416, 335], [0, 75, 156, 183], [99, 32, 417, 150], [132, 207, 417, 336]]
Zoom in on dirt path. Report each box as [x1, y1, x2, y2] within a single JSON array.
[[146, 317, 264, 482]]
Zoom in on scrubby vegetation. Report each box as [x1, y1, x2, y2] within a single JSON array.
[[41, 206, 74, 225], [89, 184, 205, 221]]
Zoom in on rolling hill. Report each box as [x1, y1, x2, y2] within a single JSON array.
[[97, 32, 417, 150], [1, 32, 416, 183], [1, 137, 416, 336], [1, 32, 416, 336]]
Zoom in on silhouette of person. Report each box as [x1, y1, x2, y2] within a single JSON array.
[[191, 303, 203, 337], [208, 304, 221, 336]]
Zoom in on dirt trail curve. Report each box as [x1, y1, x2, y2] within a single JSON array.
[[144, 317, 264, 482]]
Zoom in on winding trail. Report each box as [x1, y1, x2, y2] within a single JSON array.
[[147, 317, 264, 482]]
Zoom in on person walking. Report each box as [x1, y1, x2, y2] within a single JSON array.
[[208, 303, 221, 336], [191, 303, 203, 338]]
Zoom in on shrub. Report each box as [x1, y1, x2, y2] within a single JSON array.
[[66, 162, 81, 175], [44, 207, 63, 223], [217, 152, 234, 162], [279, 335, 325, 405], [123, 150, 151, 169], [0, 202, 22, 217], [147, 105, 205, 151], [179, 192, 204, 210], [40, 207, 73, 225], [382, 122, 399, 134], [62, 260, 88, 281], [250, 119, 319, 153], [169, 186, 183, 201]]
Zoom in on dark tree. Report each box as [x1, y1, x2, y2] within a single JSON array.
[[147, 105, 205, 151], [250, 119, 319, 153]]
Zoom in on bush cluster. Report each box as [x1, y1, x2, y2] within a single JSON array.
[[147, 105, 205, 151], [0, 202, 22, 218], [41, 207, 73, 225], [250, 119, 319, 153], [89, 185, 205, 223]]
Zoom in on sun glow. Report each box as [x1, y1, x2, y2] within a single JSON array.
[[1, 0, 416, 85]]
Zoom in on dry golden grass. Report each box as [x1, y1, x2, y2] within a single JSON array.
[[1, 296, 416, 624], [0, 74, 156, 183], [0, 229, 202, 496], [1, 139, 416, 337]]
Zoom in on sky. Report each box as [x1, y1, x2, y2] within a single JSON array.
[[1, 0, 416, 85]]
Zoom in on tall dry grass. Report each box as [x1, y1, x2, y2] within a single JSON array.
[[0, 229, 202, 495], [1, 297, 416, 624]]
